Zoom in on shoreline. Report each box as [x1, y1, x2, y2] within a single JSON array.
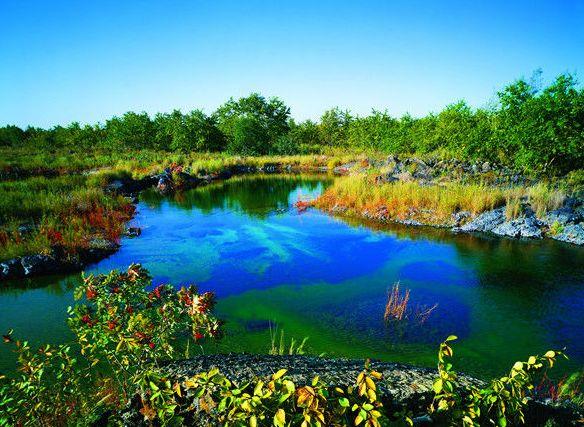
[[2, 155, 583, 282]]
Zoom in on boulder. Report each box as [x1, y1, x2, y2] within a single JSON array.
[[551, 223, 584, 245], [120, 354, 483, 426], [80, 238, 120, 264], [374, 173, 399, 184], [156, 174, 174, 195], [119, 354, 582, 427], [452, 211, 471, 227], [492, 216, 543, 239], [20, 254, 60, 276], [459, 207, 506, 233], [124, 227, 142, 238], [542, 206, 581, 226], [0, 258, 24, 280], [333, 162, 358, 174]]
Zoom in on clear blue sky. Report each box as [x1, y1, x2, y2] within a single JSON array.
[[1, 0, 583, 128]]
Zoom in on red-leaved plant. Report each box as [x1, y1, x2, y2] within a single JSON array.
[[0, 264, 223, 425]]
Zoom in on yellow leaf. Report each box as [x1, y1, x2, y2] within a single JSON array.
[[173, 382, 182, 397], [250, 415, 257, 427], [274, 408, 285, 427], [272, 369, 287, 381], [370, 370, 382, 380], [355, 414, 364, 425]]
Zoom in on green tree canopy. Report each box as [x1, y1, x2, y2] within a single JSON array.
[[214, 93, 290, 155]]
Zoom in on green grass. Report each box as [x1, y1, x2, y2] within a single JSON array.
[[0, 174, 133, 261]]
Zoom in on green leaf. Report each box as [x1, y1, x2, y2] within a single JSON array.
[[338, 397, 350, 407]]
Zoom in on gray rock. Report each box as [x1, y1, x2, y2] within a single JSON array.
[[492, 216, 543, 239], [156, 174, 173, 194], [20, 254, 59, 276], [400, 219, 423, 226], [481, 161, 491, 173], [124, 227, 141, 238], [119, 354, 582, 426], [452, 211, 471, 227], [459, 207, 506, 232], [0, 258, 24, 280], [120, 354, 482, 426], [543, 207, 581, 226], [374, 173, 399, 184], [551, 223, 584, 245], [333, 162, 357, 174]]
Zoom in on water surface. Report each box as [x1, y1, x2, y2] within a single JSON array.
[[1, 175, 583, 377]]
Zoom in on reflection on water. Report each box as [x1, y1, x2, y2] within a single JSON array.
[[1, 175, 583, 378]]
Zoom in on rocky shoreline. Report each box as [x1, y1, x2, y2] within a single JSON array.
[[119, 354, 582, 426], [2, 156, 583, 282], [322, 156, 584, 246]]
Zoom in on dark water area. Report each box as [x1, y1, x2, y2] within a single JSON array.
[[1, 174, 583, 378]]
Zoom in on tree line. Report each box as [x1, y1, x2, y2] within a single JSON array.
[[1, 72, 583, 175]]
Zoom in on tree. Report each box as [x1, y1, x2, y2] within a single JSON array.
[[0, 125, 26, 146], [154, 110, 224, 152], [227, 115, 270, 155], [495, 72, 584, 173], [105, 111, 155, 150], [214, 93, 290, 155], [319, 107, 352, 146]]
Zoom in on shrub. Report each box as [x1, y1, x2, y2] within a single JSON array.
[[430, 336, 566, 426], [0, 264, 223, 425]]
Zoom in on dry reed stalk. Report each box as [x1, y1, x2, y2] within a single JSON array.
[[384, 283, 410, 322]]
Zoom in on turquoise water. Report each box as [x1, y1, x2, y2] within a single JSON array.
[[1, 175, 583, 378]]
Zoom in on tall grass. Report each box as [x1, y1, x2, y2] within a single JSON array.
[[504, 183, 566, 219], [384, 283, 410, 321], [316, 175, 567, 225], [268, 323, 308, 356], [0, 175, 133, 261], [315, 175, 507, 225]]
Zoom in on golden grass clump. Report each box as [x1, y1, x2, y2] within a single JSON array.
[[316, 175, 567, 225]]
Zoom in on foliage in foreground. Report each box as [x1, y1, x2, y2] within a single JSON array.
[[0, 264, 574, 426], [0, 264, 223, 425]]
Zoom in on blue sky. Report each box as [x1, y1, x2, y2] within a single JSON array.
[[1, 0, 583, 128]]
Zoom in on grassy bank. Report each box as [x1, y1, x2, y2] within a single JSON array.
[[0, 174, 134, 261], [0, 147, 577, 263], [314, 174, 567, 226]]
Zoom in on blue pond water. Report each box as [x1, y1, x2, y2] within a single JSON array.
[[1, 175, 583, 378]]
